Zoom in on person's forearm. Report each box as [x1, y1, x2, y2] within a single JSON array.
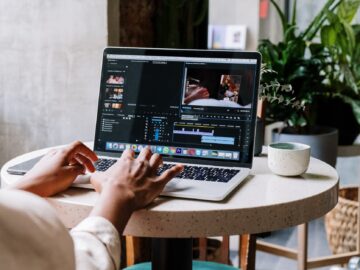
[[90, 184, 135, 234], [10, 175, 50, 197]]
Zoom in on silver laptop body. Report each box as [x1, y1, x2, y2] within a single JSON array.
[[75, 47, 261, 201]]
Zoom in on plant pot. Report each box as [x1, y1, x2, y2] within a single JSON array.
[[272, 126, 338, 167], [315, 97, 360, 145]]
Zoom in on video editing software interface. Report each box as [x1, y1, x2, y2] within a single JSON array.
[[95, 52, 258, 164]]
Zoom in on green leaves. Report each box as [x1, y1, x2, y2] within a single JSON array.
[[342, 64, 358, 94], [270, 0, 288, 35], [337, 0, 360, 23], [321, 25, 337, 47], [288, 114, 307, 128], [291, 0, 297, 25], [302, 0, 341, 40], [341, 95, 360, 125], [259, 0, 360, 129], [343, 21, 356, 51], [322, 8, 356, 57]]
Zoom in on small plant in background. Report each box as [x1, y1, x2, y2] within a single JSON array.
[[259, 65, 305, 111]]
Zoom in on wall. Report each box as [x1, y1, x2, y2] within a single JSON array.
[[209, 0, 260, 51], [0, 0, 108, 166]]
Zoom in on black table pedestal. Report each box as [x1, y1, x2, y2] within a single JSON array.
[[151, 238, 193, 270]]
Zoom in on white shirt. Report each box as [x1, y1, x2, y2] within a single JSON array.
[[0, 189, 120, 270]]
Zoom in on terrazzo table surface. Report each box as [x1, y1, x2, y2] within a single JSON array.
[[1, 143, 339, 237]]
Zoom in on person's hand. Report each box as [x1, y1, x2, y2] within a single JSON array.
[[91, 147, 183, 211], [184, 86, 209, 104], [13, 141, 98, 197], [90, 147, 183, 233]]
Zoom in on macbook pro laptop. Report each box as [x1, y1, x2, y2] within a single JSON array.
[[8, 47, 261, 201]]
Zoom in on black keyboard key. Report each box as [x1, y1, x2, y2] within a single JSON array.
[[95, 159, 117, 172]]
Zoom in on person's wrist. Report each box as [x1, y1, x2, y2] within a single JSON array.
[[101, 181, 137, 212], [11, 173, 38, 190], [91, 181, 137, 233]]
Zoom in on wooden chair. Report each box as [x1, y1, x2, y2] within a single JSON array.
[[196, 235, 256, 270], [125, 237, 152, 267]]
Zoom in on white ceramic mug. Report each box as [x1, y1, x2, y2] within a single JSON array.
[[268, 142, 311, 176]]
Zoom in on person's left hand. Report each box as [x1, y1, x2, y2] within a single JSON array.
[[12, 141, 98, 197]]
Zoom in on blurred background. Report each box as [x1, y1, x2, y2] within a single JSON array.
[[1, 1, 360, 269], [2, 0, 358, 167]]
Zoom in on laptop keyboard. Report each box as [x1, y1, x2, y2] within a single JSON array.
[[157, 164, 239, 183], [94, 159, 240, 183], [95, 159, 117, 171]]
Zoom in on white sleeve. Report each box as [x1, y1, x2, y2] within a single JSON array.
[[70, 216, 121, 270], [0, 190, 76, 270]]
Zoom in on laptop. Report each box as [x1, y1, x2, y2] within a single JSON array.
[[8, 47, 261, 201]]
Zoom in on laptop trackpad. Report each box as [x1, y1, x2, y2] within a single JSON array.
[[72, 175, 183, 190], [163, 178, 185, 192]]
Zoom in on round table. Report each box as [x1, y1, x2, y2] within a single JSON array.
[[1, 143, 339, 270]]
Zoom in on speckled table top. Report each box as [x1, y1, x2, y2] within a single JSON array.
[[1, 143, 338, 237]]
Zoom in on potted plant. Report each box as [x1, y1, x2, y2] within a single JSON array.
[[258, 0, 360, 166], [314, 1, 360, 144]]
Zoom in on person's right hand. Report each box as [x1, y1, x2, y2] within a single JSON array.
[[89, 148, 183, 233], [91, 148, 183, 211]]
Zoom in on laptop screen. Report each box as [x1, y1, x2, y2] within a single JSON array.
[[94, 48, 260, 167]]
